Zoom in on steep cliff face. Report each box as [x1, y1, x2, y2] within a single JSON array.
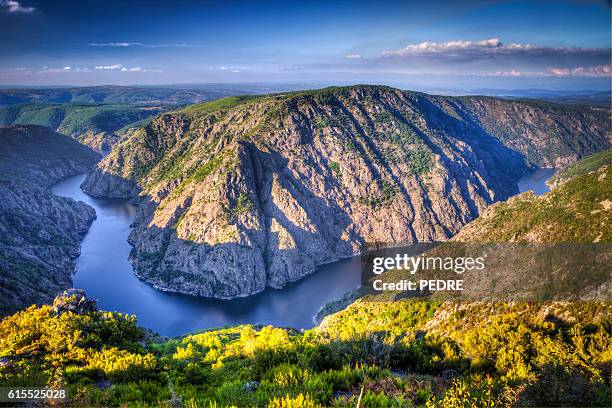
[[82, 86, 610, 298], [0, 125, 99, 315], [457, 97, 610, 167]]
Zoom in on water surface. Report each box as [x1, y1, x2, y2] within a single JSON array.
[[517, 168, 556, 196], [52, 174, 360, 337], [51, 169, 554, 336]]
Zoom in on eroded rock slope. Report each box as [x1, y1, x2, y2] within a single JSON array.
[[0, 125, 99, 315], [82, 86, 610, 298]]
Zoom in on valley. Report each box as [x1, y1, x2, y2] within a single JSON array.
[[81, 85, 610, 300], [0, 85, 609, 407], [47, 163, 553, 336], [1, 153, 610, 406], [1, 1, 610, 405]]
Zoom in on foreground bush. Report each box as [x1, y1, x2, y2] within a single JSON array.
[[1, 296, 610, 407]]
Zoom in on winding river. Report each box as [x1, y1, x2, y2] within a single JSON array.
[[51, 169, 554, 337]]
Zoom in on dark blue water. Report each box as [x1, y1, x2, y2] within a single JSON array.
[[51, 174, 361, 337], [517, 168, 555, 196], [51, 169, 554, 337]]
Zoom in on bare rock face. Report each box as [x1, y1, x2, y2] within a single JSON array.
[[0, 125, 99, 315], [82, 86, 611, 299], [75, 130, 120, 154], [52, 289, 97, 316]]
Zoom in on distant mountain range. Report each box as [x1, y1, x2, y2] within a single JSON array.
[[0, 103, 165, 152], [0, 84, 316, 107], [1, 84, 609, 106]]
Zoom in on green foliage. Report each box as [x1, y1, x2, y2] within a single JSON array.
[[329, 161, 341, 177], [358, 181, 397, 208], [549, 148, 612, 185], [181, 96, 259, 116], [233, 193, 255, 216], [1, 299, 610, 406], [456, 164, 611, 243], [0, 103, 163, 136], [408, 146, 433, 175]]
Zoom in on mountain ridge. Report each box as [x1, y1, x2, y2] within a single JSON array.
[[0, 125, 100, 315], [82, 85, 611, 299]]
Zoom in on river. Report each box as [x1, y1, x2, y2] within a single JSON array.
[[51, 169, 554, 337]]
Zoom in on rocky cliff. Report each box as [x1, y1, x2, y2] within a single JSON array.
[[82, 85, 611, 298], [0, 125, 100, 315]]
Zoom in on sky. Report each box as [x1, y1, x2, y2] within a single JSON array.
[[1, 0, 611, 90]]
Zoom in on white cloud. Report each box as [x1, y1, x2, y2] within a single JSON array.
[[466, 64, 611, 78], [547, 64, 611, 77], [36, 64, 160, 74], [121, 67, 163, 72], [95, 64, 124, 70], [94, 64, 161, 72], [0, 0, 35, 13], [38, 66, 90, 73], [88, 42, 190, 48], [89, 42, 143, 47], [382, 38, 607, 61], [479, 69, 526, 77], [345, 54, 363, 59], [209, 66, 242, 73]]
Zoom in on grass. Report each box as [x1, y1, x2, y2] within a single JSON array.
[[181, 95, 260, 116], [454, 162, 611, 243]]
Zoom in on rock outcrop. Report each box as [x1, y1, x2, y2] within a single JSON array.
[[52, 289, 97, 316], [0, 125, 100, 315], [82, 86, 611, 299]]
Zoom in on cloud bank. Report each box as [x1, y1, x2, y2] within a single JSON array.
[[381, 38, 608, 61]]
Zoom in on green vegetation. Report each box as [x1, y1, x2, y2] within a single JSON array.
[[549, 148, 611, 186], [358, 181, 397, 209], [233, 194, 255, 216], [408, 147, 434, 175], [2, 123, 612, 406], [168, 149, 236, 200], [454, 164, 611, 243], [378, 121, 434, 175], [181, 96, 259, 116], [328, 161, 341, 177], [0, 103, 164, 137], [1, 298, 609, 407]]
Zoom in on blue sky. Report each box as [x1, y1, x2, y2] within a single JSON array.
[[0, 0, 610, 90]]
